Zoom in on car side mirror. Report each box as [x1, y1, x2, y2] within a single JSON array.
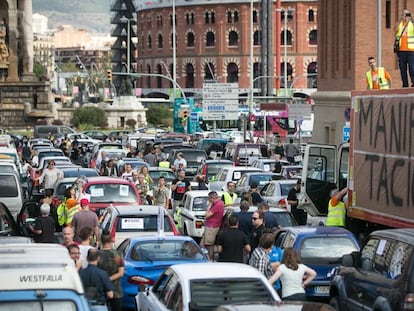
[[341, 254, 354, 267]]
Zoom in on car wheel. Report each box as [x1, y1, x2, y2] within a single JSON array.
[[329, 296, 341, 311]]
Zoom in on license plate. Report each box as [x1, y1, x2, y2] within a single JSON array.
[[315, 286, 330, 294]]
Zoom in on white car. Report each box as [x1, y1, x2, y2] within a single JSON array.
[[179, 190, 223, 238], [260, 179, 297, 210], [209, 167, 262, 191], [99, 204, 179, 248], [136, 262, 281, 311], [67, 133, 100, 145]]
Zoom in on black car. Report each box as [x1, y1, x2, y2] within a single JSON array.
[[330, 228, 414, 311]]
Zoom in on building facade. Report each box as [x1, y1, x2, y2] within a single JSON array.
[[136, 0, 318, 99], [312, 0, 414, 145]]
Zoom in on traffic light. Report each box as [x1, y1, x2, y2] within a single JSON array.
[[106, 69, 112, 81]]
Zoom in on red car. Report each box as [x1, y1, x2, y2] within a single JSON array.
[[81, 176, 141, 216]]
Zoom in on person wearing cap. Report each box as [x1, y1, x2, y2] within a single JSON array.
[[172, 152, 187, 171], [171, 168, 191, 214], [30, 203, 56, 243], [71, 198, 99, 245]]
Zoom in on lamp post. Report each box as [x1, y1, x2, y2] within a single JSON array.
[[249, 0, 254, 131], [172, 0, 177, 102]]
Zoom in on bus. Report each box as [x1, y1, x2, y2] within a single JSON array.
[[252, 111, 297, 142]]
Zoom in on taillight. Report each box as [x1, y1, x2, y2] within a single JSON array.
[[110, 218, 118, 243], [195, 219, 204, 229], [404, 293, 414, 311], [128, 276, 155, 286], [278, 198, 287, 209]]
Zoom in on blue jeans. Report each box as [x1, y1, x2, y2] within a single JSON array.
[[398, 51, 414, 87]]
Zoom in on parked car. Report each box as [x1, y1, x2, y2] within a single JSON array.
[[179, 190, 223, 239], [251, 158, 290, 172], [118, 235, 208, 309], [33, 124, 76, 139], [224, 143, 270, 166], [330, 228, 414, 311], [99, 204, 179, 248], [0, 172, 24, 215], [261, 180, 298, 210], [118, 158, 148, 175], [195, 159, 234, 183], [168, 148, 208, 180], [0, 201, 23, 236], [81, 176, 141, 216], [228, 205, 297, 228], [275, 165, 303, 180], [234, 172, 277, 196], [136, 262, 281, 311], [209, 167, 262, 192], [274, 226, 360, 301], [66, 132, 100, 145], [60, 167, 99, 178], [214, 302, 335, 311], [80, 130, 108, 141]]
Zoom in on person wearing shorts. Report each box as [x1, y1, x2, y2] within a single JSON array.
[[201, 191, 224, 260]]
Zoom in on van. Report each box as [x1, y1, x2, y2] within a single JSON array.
[[34, 125, 76, 139], [0, 172, 24, 215], [224, 143, 271, 166], [0, 244, 90, 310]]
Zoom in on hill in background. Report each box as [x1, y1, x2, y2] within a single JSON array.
[[33, 0, 112, 34]]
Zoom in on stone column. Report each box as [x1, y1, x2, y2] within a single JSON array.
[[6, 5, 19, 82], [21, 0, 34, 81]]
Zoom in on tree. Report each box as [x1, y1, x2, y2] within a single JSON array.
[[72, 106, 107, 128], [146, 104, 172, 127]]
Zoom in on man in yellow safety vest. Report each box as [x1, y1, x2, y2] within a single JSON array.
[[221, 181, 238, 207], [326, 187, 348, 227], [366, 56, 391, 90]]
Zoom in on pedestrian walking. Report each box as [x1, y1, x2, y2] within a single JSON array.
[[71, 198, 99, 245], [285, 139, 299, 165], [30, 203, 56, 243], [250, 210, 265, 251], [287, 179, 307, 225]]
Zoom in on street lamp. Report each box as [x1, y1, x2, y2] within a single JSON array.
[[249, 0, 255, 131], [120, 16, 136, 74]]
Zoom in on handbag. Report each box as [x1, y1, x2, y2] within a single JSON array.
[[394, 22, 410, 53]]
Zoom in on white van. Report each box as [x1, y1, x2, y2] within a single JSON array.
[[0, 172, 24, 215], [0, 244, 90, 310]]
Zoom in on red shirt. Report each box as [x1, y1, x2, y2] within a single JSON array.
[[205, 199, 225, 228]]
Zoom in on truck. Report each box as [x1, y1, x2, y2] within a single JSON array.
[[300, 89, 414, 239]]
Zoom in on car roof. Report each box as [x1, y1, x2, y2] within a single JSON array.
[[223, 167, 262, 172], [126, 235, 197, 244], [279, 225, 355, 236], [171, 262, 270, 280], [370, 228, 414, 244], [184, 190, 213, 197], [267, 179, 298, 185], [84, 176, 134, 184], [203, 159, 233, 164], [111, 204, 168, 215], [148, 167, 174, 172], [215, 302, 335, 311]]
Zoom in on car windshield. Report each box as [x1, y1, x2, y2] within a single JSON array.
[[280, 183, 295, 196], [238, 147, 261, 157], [180, 151, 206, 162], [0, 175, 18, 197], [130, 239, 204, 261], [250, 175, 274, 188], [62, 169, 99, 178], [299, 237, 359, 262], [206, 163, 232, 176], [149, 170, 176, 183], [85, 183, 138, 203]]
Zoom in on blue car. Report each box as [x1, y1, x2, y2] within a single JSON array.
[[274, 226, 360, 300], [117, 235, 208, 309]]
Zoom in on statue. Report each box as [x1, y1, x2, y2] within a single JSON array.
[[0, 21, 9, 65]]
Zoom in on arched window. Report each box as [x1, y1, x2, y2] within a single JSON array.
[[281, 30, 292, 46], [280, 62, 293, 87], [148, 35, 152, 49], [156, 64, 162, 88], [187, 32, 195, 47], [204, 62, 215, 80], [170, 33, 176, 48], [253, 62, 262, 88], [253, 10, 258, 23], [308, 9, 315, 22], [211, 12, 215, 24], [141, 35, 145, 49], [234, 11, 239, 23], [158, 34, 163, 48], [228, 31, 239, 46], [227, 11, 232, 23], [169, 64, 174, 87], [186, 13, 191, 25], [205, 12, 209, 24], [185, 63, 195, 88], [146, 64, 151, 87], [191, 13, 194, 24], [254, 30, 261, 46], [227, 63, 239, 83], [307, 62, 317, 88], [206, 31, 215, 47], [309, 29, 317, 45]]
